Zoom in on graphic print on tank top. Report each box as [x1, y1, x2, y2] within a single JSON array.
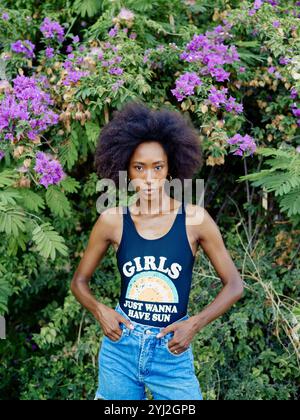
[[116, 202, 195, 327]]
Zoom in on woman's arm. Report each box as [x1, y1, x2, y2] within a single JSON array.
[[70, 207, 134, 341], [70, 209, 112, 317], [189, 206, 244, 333]]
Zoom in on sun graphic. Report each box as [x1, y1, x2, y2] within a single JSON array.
[[125, 271, 179, 303]]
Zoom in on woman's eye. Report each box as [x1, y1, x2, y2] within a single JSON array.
[[134, 165, 162, 171]]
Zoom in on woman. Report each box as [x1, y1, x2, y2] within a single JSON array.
[[70, 100, 244, 400]]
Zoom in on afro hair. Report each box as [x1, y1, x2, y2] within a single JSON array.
[[94, 99, 203, 189]]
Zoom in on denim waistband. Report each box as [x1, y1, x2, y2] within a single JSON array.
[[114, 303, 190, 337]]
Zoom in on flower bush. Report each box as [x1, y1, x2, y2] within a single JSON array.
[[0, 0, 299, 400]]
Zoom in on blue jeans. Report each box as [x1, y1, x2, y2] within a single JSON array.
[[95, 303, 203, 400]]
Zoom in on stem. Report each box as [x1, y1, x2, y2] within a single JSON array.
[[64, 16, 77, 39], [243, 158, 252, 250]]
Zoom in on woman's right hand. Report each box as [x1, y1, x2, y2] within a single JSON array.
[[94, 303, 135, 342]]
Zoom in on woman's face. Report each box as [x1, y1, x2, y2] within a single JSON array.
[[128, 141, 169, 200]]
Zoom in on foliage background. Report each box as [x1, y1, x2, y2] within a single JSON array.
[[0, 0, 299, 400]]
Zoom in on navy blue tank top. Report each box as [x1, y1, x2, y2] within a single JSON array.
[[116, 202, 195, 327]]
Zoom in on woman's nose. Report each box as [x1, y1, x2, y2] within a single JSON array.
[[145, 169, 154, 181]]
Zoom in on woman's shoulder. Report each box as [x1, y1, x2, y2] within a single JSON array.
[[185, 203, 220, 242], [185, 202, 206, 222], [93, 205, 125, 242], [96, 205, 125, 228]]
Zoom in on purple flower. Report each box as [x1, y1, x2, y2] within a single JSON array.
[[253, 0, 263, 9], [63, 60, 73, 70], [40, 17, 65, 42], [108, 26, 118, 37], [227, 134, 256, 157], [179, 27, 240, 89], [103, 41, 112, 50], [112, 79, 125, 91], [290, 88, 298, 99], [27, 130, 38, 140], [62, 69, 89, 86], [76, 57, 84, 65], [2, 12, 9, 21], [108, 67, 124, 75], [34, 152, 65, 188], [0, 75, 59, 143], [266, 0, 279, 5], [5, 133, 13, 141], [249, 0, 263, 13], [45, 47, 54, 58], [279, 56, 291, 65], [11, 40, 35, 59], [274, 71, 282, 80], [171, 72, 203, 102], [207, 86, 243, 114], [273, 20, 280, 28], [225, 96, 243, 113], [129, 33, 137, 40], [72, 35, 80, 43], [118, 8, 135, 21], [291, 106, 300, 118], [208, 86, 228, 107], [209, 67, 230, 82]]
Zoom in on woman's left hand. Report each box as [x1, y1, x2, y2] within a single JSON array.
[[156, 317, 199, 355]]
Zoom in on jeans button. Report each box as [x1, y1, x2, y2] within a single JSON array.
[[145, 329, 151, 334]]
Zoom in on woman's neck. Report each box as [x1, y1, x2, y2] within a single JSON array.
[[131, 193, 180, 216]]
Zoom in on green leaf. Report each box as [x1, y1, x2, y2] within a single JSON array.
[[16, 188, 45, 212], [0, 188, 21, 205], [45, 186, 72, 218], [31, 222, 69, 260], [60, 176, 80, 194], [0, 204, 27, 237], [7, 233, 28, 255], [279, 187, 300, 216], [0, 169, 18, 188], [0, 277, 11, 315], [59, 136, 79, 171], [72, 0, 101, 18], [85, 121, 100, 146], [238, 147, 300, 217], [235, 40, 260, 48]]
